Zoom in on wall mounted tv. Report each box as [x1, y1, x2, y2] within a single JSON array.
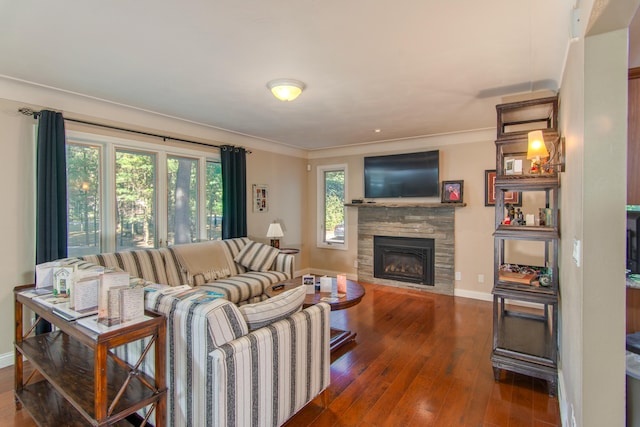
[[364, 150, 440, 198]]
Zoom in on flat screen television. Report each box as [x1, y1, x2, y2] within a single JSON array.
[[364, 150, 439, 198]]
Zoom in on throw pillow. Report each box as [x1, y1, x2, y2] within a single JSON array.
[[238, 285, 306, 331], [234, 240, 280, 272]]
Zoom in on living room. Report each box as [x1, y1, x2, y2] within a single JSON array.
[[0, 1, 638, 426]]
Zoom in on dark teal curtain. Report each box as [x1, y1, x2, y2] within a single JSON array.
[[221, 145, 247, 238], [36, 110, 68, 263], [35, 110, 67, 334]]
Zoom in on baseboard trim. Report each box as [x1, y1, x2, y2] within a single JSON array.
[[454, 288, 493, 302], [0, 351, 14, 369]]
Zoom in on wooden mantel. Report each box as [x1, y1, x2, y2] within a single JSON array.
[[345, 202, 467, 208]]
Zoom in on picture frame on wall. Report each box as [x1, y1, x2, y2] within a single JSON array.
[[441, 180, 464, 203], [253, 184, 269, 212], [484, 170, 521, 207]]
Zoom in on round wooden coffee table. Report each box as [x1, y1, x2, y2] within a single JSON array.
[[266, 278, 366, 352]]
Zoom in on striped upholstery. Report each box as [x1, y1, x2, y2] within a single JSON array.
[[210, 303, 331, 427], [234, 241, 280, 272], [158, 247, 186, 287], [81, 249, 169, 286], [117, 290, 330, 426], [197, 270, 291, 304], [239, 285, 306, 330]]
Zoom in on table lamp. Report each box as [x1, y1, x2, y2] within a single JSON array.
[[527, 130, 549, 174], [266, 222, 284, 248]]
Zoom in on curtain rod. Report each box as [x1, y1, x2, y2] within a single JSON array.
[[17, 107, 251, 153]]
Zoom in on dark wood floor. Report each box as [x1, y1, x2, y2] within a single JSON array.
[[0, 282, 560, 426], [285, 283, 560, 427]]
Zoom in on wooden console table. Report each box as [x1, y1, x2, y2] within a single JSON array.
[[14, 284, 166, 426]]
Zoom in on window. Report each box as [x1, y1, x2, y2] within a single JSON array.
[[67, 143, 102, 256], [167, 155, 198, 246], [66, 131, 222, 256], [317, 164, 347, 249], [115, 149, 156, 250]]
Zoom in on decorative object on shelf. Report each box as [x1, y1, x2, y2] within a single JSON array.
[[303, 274, 315, 294], [441, 180, 464, 203], [267, 78, 305, 101], [266, 222, 284, 248], [484, 170, 521, 207], [527, 130, 549, 174], [337, 274, 347, 294], [253, 184, 268, 212], [319, 276, 333, 293]]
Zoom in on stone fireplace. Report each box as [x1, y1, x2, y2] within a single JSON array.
[[350, 203, 456, 295]]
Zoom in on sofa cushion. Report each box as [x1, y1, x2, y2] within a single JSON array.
[[197, 270, 290, 304], [81, 249, 169, 286], [234, 241, 280, 272], [238, 285, 306, 330]]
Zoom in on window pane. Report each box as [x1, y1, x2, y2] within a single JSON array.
[[206, 161, 223, 241], [67, 143, 101, 256], [116, 150, 156, 250], [167, 156, 198, 245], [324, 170, 345, 243]]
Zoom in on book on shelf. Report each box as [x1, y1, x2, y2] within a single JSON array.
[[498, 270, 537, 285]]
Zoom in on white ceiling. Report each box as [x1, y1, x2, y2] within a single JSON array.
[[1, 1, 578, 150]]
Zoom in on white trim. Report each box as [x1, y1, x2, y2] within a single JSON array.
[[316, 164, 348, 250], [453, 288, 493, 302], [0, 351, 15, 369]]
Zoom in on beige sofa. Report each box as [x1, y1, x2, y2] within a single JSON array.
[[62, 237, 331, 426]]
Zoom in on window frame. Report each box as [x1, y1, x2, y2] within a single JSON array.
[[316, 163, 348, 250], [66, 130, 220, 253]]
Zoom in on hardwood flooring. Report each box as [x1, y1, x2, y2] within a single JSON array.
[[285, 283, 561, 427], [0, 282, 560, 426]]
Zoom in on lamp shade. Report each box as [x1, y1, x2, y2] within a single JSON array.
[[266, 222, 284, 238], [267, 79, 305, 102], [527, 130, 549, 159]]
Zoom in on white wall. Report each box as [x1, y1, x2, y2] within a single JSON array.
[[558, 0, 640, 424], [0, 102, 37, 366]]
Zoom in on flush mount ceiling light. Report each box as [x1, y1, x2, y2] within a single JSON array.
[[267, 79, 305, 102]]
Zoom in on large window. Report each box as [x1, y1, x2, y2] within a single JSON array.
[[317, 164, 347, 249], [66, 131, 222, 256], [115, 149, 156, 250], [67, 144, 101, 256]]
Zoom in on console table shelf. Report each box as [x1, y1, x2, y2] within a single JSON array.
[[14, 285, 167, 426]]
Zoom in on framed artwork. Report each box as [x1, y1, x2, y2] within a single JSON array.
[[253, 184, 268, 212], [484, 170, 521, 207], [441, 180, 464, 203]]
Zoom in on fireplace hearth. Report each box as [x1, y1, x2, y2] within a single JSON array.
[[374, 236, 435, 286]]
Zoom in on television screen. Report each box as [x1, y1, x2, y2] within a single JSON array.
[[364, 150, 439, 198]]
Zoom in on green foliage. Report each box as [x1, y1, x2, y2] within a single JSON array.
[[324, 170, 345, 231]]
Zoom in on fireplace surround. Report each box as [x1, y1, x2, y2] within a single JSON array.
[[349, 202, 457, 295], [373, 235, 435, 285]]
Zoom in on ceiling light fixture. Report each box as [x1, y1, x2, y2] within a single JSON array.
[[267, 79, 305, 102]]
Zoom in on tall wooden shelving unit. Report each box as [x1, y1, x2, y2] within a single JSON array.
[[491, 96, 560, 396]]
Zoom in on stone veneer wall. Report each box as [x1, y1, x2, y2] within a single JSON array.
[[354, 204, 455, 295]]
